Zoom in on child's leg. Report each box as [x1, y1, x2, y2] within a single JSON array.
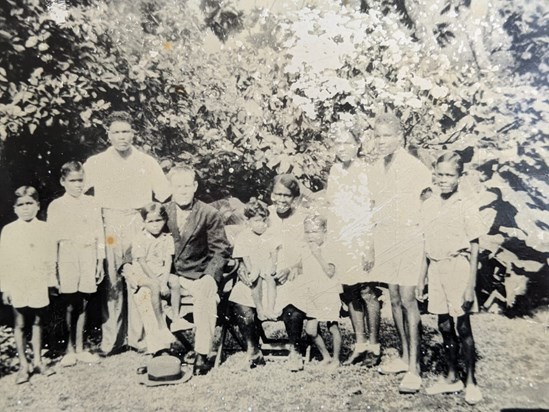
[[456, 314, 476, 386], [13, 308, 29, 372], [264, 275, 278, 319], [438, 314, 459, 382], [305, 319, 331, 362], [251, 279, 266, 321], [360, 284, 380, 346], [344, 296, 369, 364], [328, 321, 342, 363], [388, 284, 409, 364], [168, 275, 182, 320], [400, 285, 421, 376], [75, 295, 87, 353], [31, 309, 44, 367]]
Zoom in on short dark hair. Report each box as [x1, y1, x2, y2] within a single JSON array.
[[60, 161, 84, 179], [272, 174, 300, 198], [14, 186, 39, 204], [140, 201, 168, 221], [435, 152, 464, 175], [105, 111, 133, 128], [243, 197, 269, 220]]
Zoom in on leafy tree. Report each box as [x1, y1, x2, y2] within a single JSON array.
[[0, 0, 547, 310]]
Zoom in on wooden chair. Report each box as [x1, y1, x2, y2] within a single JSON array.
[[169, 259, 246, 367]]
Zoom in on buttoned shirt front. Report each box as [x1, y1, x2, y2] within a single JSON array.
[[47, 193, 105, 259], [421, 190, 486, 261]]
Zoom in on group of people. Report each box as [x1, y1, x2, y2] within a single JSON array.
[[0, 111, 485, 405]]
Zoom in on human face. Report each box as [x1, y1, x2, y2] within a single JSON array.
[[108, 121, 134, 154], [435, 161, 460, 195], [170, 170, 197, 207], [304, 224, 326, 246], [144, 211, 166, 236], [14, 195, 39, 222], [249, 215, 268, 236], [61, 170, 85, 198], [373, 122, 403, 157], [334, 133, 360, 164], [271, 183, 296, 214]]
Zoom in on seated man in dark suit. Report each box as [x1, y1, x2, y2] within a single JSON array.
[[165, 165, 231, 375]]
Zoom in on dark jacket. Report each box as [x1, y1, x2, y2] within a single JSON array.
[[166, 200, 231, 283]]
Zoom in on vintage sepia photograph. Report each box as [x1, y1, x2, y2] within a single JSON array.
[[0, 0, 547, 410]]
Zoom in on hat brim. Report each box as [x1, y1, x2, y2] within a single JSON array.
[[139, 366, 192, 387]]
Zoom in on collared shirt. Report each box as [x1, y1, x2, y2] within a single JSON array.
[[421, 190, 486, 261], [47, 193, 105, 259], [84, 146, 170, 210], [368, 147, 432, 230]]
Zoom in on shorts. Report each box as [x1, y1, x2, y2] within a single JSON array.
[[428, 255, 478, 317], [340, 282, 382, 305], [57, 241, 98, 294]]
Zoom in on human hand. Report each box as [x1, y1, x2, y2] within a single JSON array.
[[160, 281, 170, 298], [415, 284, 427, 302], [461, 288, 475, 313], [362, 247, 375, 272], [95, 260, 105, 285], [2, 293, 11, 306], [273, 268, 290, 285]]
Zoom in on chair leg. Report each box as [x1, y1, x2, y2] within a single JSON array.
[[214, 325, 228, 368]]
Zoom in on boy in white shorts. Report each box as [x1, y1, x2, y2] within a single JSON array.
[[417, 152, 486, 405]]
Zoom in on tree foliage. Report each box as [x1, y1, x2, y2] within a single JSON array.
[[0, 0, 547, 309]]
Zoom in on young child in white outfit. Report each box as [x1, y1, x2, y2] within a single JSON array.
[[233, 199, 279, 321], [123, 202, 178, 353], [47, 161, 105, 367], [417, 152, 486, 405], [302, 215, 343, 367], [0, 186, 56, 384]]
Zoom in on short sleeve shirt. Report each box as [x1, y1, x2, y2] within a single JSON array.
[[233, 228, 280, 276], [421, 191, 486, 261], [132, 230, 175, 276], [368, 148, 432, 230], [47, 194, 105, 259], [84, 146, 170, 210]]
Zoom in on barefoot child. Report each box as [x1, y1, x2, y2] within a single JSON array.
[[324, 123, 379, 367], [47, 161, 105, 367], [232, 199, 279, 321], [123, 202, 177, 353], [416, 152, 485, 405], [0, 186, 56, 383], [302, 215, 343, 367]]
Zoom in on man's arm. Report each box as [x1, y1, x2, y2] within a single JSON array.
[[203, 208, 231, 283]]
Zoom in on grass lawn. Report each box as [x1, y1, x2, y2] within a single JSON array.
[[0, 310, 548, 411]]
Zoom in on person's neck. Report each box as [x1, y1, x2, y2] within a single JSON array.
[[277, 208, 293, 219], [146, 230, 162, 238], [440, 189, 458, 201], [340, 159, 354, 170], [384, 152, 395, 168], [176, 200, 194, 211], [114, 146, 132, 159]]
